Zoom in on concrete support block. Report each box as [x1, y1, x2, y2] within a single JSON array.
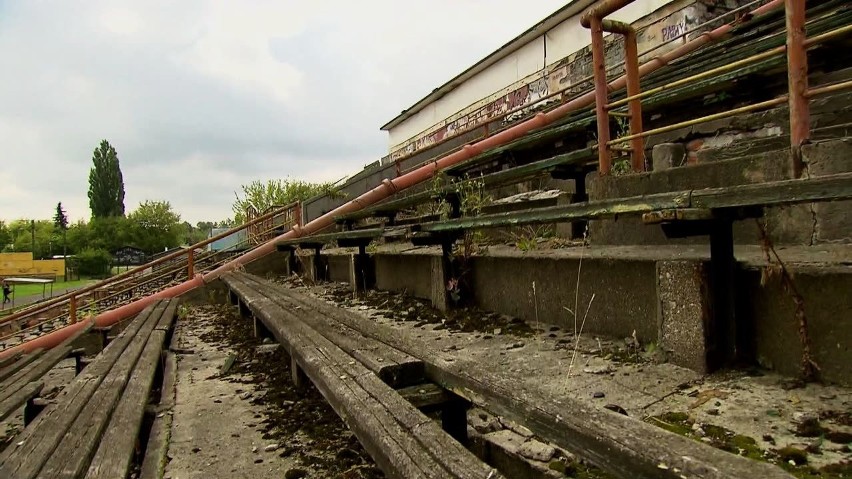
[[803, 138, 852, 243], [430, 256, 449, 312], [652, 143, 686, 171], [656, 260, 710, 373], [375, 254, 432, 300], [347, 254, 359, 293]]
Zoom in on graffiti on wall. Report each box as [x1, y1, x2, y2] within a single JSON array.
[[389, 1, 715, 161], [661, 19, 688, 42]]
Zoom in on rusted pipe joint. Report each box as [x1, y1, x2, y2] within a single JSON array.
[[601, 19, 634, 35], [381, 178, 398, 194], [462, 144, 482, 158], [581, 0, 637, 28]]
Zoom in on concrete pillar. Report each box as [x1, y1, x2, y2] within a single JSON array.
[[656, 260, 711, 373], [430, 256, 449, 312]]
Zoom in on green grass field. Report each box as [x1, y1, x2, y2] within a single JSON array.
[[5, 278, 96, 299]]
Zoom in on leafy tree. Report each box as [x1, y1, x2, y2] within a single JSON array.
[[88, 216, 133, 253], [53, 202, 69, 231], [231, 178, 341, 224], [127, 200, 182, 254], [66, 220, 91, 255], [7, 219, 56, 258], [0, 221, 10, 252], [88, 140, 126, 218], [54, 202, 70, 276]]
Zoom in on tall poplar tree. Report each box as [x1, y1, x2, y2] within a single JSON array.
[[88, 140, 126, 218]]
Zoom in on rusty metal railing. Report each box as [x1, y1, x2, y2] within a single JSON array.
[[0, 203, 301, 348], [584, 0, 852, 175], [247, 203, 302, 246]]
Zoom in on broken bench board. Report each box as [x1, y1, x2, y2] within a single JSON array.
[[335, 147, 596, 224], [0, 322, 93, 422], [85, 299, 177, 479], [0, 349, 44, 383], [137, 349, 178, 479], [0, 299, 177, 479], [232, 272, 425, 387], [418, 172, 852, 233], [224, 273, 501, 479], [259, 283, 796, 479]]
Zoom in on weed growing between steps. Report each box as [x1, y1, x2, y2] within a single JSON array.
[[196, 304, 385, 479]]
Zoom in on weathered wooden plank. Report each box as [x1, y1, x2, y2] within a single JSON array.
[[0, 382, 44, 423], [418, 173, 852, 233], [237, 273, 425, 387], [0, 322, 92, 409], [0, 302, 165, 479], [138, 351, 177, 479], [224, 278, 436, 479], [335, 148, 596, 224], [0, 350, 23, 371], [85, 299, 178, 479], [268, 284, 796, 479], [0, 349, 44, 383], [38, 301, 171, 479], [276, 228, 383, 250], [0, 346, 70, 422], [227, 275, 501, 479]]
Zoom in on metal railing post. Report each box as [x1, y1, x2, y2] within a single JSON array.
[[785, 0, 809, 177], [624, 28, 645, 172], [187, 249, 194, 279], [589, 16, 612, 175], [69, 294, 77, 324]]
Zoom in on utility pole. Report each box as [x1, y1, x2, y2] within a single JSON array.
[[31, 220, 35, 258]]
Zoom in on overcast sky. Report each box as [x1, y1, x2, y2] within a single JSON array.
[[1, 0, 565, 224]]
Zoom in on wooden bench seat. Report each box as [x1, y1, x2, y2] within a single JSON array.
[[333, 147, 595, 227], [0, 299, 178, 479], [231, 274, 802, 479], [223, 272, 502, 479], [235, 272, 425, 387], [0, 322, 93, 423]]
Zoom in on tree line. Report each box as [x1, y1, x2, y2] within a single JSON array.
[[1, 140, 337, 277], [0, 141, 226, 276]]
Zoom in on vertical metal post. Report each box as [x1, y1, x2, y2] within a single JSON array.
[[589, 16, 612, 175], [785, 0, 809, 177], [187, 249, 194, 279], [625, 29, 645, 172], [709, 219, 737, 369], [69, 294, 77, 324]]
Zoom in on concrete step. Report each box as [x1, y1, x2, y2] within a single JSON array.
[[305, 243, 852, 386]]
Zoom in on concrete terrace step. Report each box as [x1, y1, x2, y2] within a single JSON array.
[[302, 242, 852, 385]]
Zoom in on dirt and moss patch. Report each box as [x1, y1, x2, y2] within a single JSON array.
[[646, 411, 851, 478], [196, 304, 384, 478], [285, 279, 536, 337]]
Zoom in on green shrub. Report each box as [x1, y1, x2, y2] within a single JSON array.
[[72, 248, 113, 277]]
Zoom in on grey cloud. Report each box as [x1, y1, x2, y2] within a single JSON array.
[[1, 0, 565, 223]]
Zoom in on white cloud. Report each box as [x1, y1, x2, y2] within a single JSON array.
[[0, 0, 565, 223]]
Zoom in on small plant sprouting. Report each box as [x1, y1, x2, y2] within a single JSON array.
[[508, 224, 554, 251]]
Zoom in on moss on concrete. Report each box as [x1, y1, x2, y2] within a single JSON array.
[[646, 411, 851, 479]]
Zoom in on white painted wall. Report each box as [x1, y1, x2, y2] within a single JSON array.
[[387, 0, 675, 151], [388, 36, 546, 147]]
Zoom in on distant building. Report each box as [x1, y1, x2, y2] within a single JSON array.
[[208, 228, 248, 252], [112, 246, 149, 266]]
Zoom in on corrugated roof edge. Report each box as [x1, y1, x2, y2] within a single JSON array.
[[379, 0, 595, 132]]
